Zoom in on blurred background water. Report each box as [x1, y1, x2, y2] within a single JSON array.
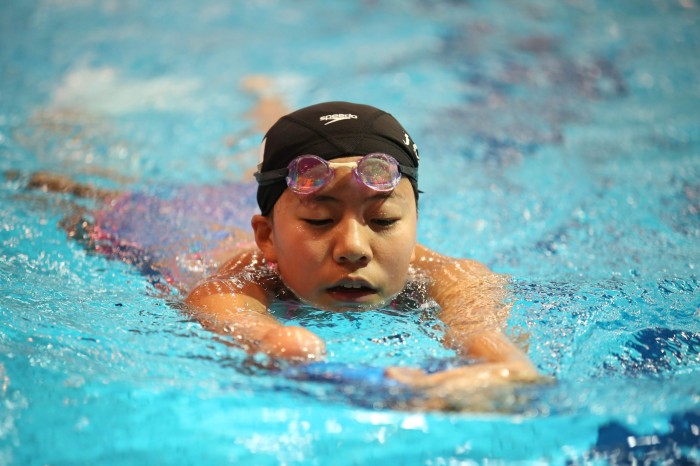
[[1, 0, 699, 464]]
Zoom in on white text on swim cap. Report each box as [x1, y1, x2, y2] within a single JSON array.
[[403, 132, 419, 161], [320, 113, 358, 125]]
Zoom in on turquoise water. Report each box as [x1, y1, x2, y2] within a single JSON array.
[[1, 0, 700, 464]]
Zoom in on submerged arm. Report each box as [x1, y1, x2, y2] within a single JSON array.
[[387, 245, 541, 392], [184, 250, 326, 362]]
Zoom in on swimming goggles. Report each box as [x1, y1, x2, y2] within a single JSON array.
[[254, 153, 417, 195]]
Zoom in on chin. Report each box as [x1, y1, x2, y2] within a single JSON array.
[[311, 296, 396, 313], [324, 302, 380, 312]]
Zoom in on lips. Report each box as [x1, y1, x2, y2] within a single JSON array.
[[326, 279, 378, 303]]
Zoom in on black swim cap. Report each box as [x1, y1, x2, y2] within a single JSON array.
[[255, 101, 420, 215]]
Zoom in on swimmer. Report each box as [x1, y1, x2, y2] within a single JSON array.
[[184, 101, 543, 397]]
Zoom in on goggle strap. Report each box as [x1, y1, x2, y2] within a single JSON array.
[[254, 167, 289, 186], [398, 165, 418, 181]]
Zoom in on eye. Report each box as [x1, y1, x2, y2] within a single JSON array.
[[302, 218, 333, 226], [372, 218, 399, 228]]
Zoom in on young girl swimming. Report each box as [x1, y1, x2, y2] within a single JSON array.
[[19, 98, 543, 408], [184, 101, 542, 397]]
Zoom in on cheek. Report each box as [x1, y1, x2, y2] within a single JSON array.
[[378, 228, 416, 272], [397, 227, 418, 270], [274, 234, 326, 272]]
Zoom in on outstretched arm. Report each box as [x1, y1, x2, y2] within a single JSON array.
[[184, 250, 326, 362], [387, 245, 541, 393]]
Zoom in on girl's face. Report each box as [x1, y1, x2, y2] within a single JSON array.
[[253, 156, 418, 311]]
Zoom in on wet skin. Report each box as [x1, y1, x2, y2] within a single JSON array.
[[252, 156, 418, 311], [185, 158, 543, 401]]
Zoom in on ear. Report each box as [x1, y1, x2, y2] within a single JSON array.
[[251, 214, 277, 263]]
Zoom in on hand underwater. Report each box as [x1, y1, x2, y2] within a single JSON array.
[[385, 362, 550, 412], [386, 361, 542, 389]]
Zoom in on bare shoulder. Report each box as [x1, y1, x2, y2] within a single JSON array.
[[186, 247, 271, 308], [412, 244, 512, 333], [216, 248, 267, 276], [413, 243, 495, 277]]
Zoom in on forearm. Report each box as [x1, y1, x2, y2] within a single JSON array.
[[450, 331, 540, 389], [185, 282, 325, 362], [185, 278, 277, 338], [413, 245, 533, 365], [437, 285, 535, 370]]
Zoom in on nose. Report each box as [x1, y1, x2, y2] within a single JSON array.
[[332, 217, 373, 266]]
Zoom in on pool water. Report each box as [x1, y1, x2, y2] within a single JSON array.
[[1, 0, 699, 464]]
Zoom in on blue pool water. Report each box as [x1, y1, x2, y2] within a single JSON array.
[[1, 0, 700, 464]]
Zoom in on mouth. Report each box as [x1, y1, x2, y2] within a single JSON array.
[[325, 279, 378, 303]]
